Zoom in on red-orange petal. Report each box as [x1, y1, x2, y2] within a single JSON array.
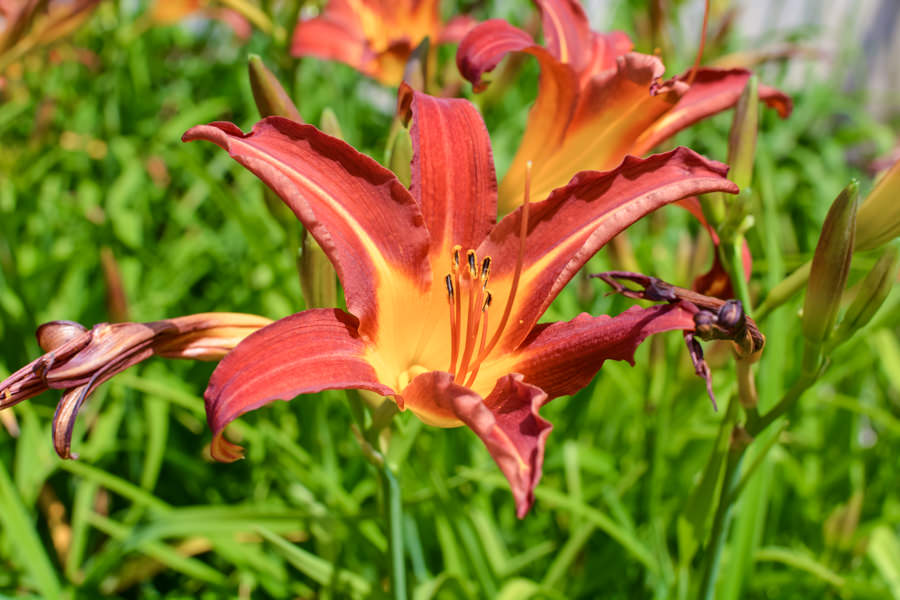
[[182, 118, 431, 340], [479, 148, 739, 352], [204, 309, 393, 462], [398, 84, 497, 260], [632, 68, 793, 156], [290, 3, 374, 77], [401, 370, 551, 518], [511, 305, 696, 399]]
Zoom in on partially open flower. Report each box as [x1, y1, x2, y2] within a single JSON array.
[[457, 0, 792, 212], [0, 313, 271, 458]]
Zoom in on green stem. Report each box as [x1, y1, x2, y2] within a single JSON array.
[[381, 464, 407, 600], [747, 374, 815, 437], [697, 400, 746, 600]]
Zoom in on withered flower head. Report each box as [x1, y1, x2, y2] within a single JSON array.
[[0, 313, 271, 458]]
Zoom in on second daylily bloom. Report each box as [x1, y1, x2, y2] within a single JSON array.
[[291, 0, 475, 86], [182, 85, 738, 516], [457, 0, 793, 211]]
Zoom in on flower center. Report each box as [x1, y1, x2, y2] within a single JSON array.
[[442, 161, 533, 388]]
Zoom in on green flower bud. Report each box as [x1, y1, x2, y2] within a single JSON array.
[[856, 160, 900, 251], [727, 75, 758, 191], [832, 244, 900, 344], [248, 55, 302, 121], [298, 228, 337, 309], [802, 181, 859, 346], [387, 125, 412, 188], [318, 107, 344, 140], [402, 36, 430, 93]]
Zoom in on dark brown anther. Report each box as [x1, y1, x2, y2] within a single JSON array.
[[445, 274, 454, 300], [483, 292, 492, 311], [481, 257, 491, 280], [466, 250, 477, 278]]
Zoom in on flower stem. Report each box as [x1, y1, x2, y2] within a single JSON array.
[[381, 464, 407, 600], [697, 396, 746, 600]]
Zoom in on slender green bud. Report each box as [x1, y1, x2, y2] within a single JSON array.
[[248, 55, 302, 121], [318, 107, 344, 140], [802, 180, 859, 346], [855, 160, 900, 251], [387, 125, 412, 188], [832, 244, 900, 344], [298, 228, 337, 309], [726, 75, 758, 191], [402, 36, 430, 93]]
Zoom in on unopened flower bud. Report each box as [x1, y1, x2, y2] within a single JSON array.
[[387, 125, 413, 188], [856, 160, 900, 251], [802, 180, 859, 345], [248, 55, 302, 121], [402, 36, 430, 93], [832, 244, 900, 344], [726, 75, 758, 191], [319, 108, 344, 140], [298, 228, 337, 309]]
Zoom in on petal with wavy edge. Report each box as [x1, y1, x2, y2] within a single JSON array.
[[457, 19, 580, 212], [204, 309, 393, 462], [478, 148, 738, 354], [631, 68, 793, 156], [495, 305, 696, 399], [502, 53, 684, 210], [401, 370, 550, 518], [399, 84, 497, 261], [183, 118, 431, 341]]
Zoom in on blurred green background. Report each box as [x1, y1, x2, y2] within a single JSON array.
[[1, 1, 899, 598]]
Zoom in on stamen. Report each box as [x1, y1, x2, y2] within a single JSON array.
[[446, 274, 460, 375], [466, 249, 477, 279], [686, 0, 709, 86], [479, 160, 532, 362], [464, 294, 492, 388], [452, 245, 461, 271]]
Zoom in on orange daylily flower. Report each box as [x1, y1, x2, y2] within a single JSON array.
[[457, 0, 793, 212], [180, 85, 738, 516], [291, 0, 476, 86]]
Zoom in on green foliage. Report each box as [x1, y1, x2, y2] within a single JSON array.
[[1, 1, 898, 599]]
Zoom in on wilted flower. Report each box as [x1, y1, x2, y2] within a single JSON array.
[[291, 0, 476, 87], [182, 85, 737, 516], [0, 313, 271, 458], [457, 0, 792, 212]]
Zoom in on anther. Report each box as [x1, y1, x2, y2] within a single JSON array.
[[482, 292, 492, 312], [452, 245, 461, 271], [445, 274, 454, 300], [466, 250, 477, 278], [481, 257, 491, 282]]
